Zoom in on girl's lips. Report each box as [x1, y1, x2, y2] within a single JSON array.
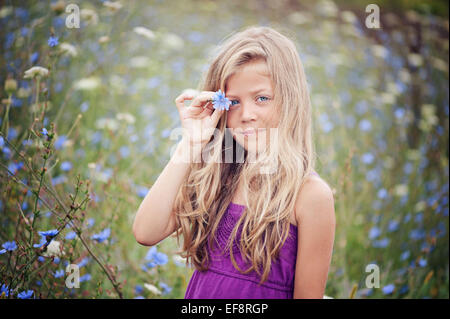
[[241, 129, 256, 136]]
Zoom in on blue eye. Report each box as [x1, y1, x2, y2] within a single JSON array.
[[258, 96, 269, 102], [230, 100, 239, 106]]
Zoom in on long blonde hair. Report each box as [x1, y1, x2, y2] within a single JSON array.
[[174, 25, 317, 284]]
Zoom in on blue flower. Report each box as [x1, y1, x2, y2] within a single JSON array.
[[91, 228, 111, 243], [34, 229, 59, 248], [60, 161, 72, 171], [136, 186, 149, 198], [48, 36, 59, 47], [359, 119, 372, 132], [79, 274, 91, 282], [54, 269, 64, 278], [387, 220, 399, 232], [54, 135, 67, 150], [159, 282, 172, 295], [418, 258, 427, 267], [17, 290, 34, 299], [0, 241, 17, 254], [368, 226, 381, 240], [135, 285, 143, 295], [39, 229, 59, 238], [1, 284, 10, 297], [377, 188, 388, 199], [77, 257, 90, 268], [382, 284, 395, 295], [212, 89, 231, 111], [65, 231, 77, 240], [87, 218, 95, 228], [42, 128, 48, 136], [361, 152, 374, 165], [409, 228, 426, 240], [145, 246, 168, 266], [33, 237, 46, 248], [372, 237, 390, 248], [400, 250, 410, 261]]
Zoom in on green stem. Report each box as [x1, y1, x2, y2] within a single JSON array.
[[1, 93, 12, 137]]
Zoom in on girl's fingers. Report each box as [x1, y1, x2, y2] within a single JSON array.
[[175, 92, 195, 112], [189, 92, 215, 109], [209, 105, 225, 125]]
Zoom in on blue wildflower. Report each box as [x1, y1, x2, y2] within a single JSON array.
[[359, 119, 372, 131], [39, 229, 59, 238], [34, 229, 59, 248], [382, 284, 395, 295], [17, 290, 34, 299], [159, 282, 172, 295], [77, 257, 90, 268], [418, 258, 427, 267], [136, 186, 149, 198], [42, 128, 48, 136], [54, 269, 64, 278], [377, 188, 388, 199], [368, 226, 381, 240], [135, 285, 143, 295], [361, 152, 374, 165], [48, 36, 59, 47], [65, 231, 77, 240], [409, 228, 426, 240], [30, 52, 39, 64], [145, 246, 168, 266], [0, 241, 17, 254], [91, 228, 111, 243], [387, 220, 399, 232], [79, 274, 91, 282], [1, 284, 10, 297], [372, 238, 390, 248], [54, 135, 67, 150], [80, 102, 89, 112], [134, 295, 145, 299], [87, 218, 95, 228], [400, 250, 410, 261], [211, 89, 231, 111], [60, 161, 72, 171]]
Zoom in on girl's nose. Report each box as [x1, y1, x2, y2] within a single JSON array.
[[240, 101, 257, 122]]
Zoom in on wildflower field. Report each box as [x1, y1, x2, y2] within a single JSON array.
[[0, 0, 448, 299]]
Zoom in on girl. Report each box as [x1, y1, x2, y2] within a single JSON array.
[[133, 26, 336, 299]]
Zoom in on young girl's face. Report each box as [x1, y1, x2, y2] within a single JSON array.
[[225, 59, 279, 152]]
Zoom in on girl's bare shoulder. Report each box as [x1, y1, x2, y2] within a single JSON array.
[[294, 174, 335, 225]]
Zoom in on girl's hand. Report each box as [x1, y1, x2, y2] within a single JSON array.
[[174, 91, 225, 145]]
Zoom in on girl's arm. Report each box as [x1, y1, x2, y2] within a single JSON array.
[[293, 176, 336, 299], [132, 138, 203, 246]]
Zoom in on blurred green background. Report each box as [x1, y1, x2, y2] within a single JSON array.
[[0, 0, 448, 299]]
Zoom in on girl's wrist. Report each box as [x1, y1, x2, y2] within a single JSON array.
[[175, 138, 205, 163]]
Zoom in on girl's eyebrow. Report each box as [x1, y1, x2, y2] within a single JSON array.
[[226, 88, 271, 98]]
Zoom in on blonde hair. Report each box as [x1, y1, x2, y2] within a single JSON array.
[[174, 25, 317, 284]]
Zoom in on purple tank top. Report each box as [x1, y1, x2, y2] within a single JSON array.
[[185, 171, 319, 299]]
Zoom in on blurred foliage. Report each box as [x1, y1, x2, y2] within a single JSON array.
[[0, 0, 448, 299]]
